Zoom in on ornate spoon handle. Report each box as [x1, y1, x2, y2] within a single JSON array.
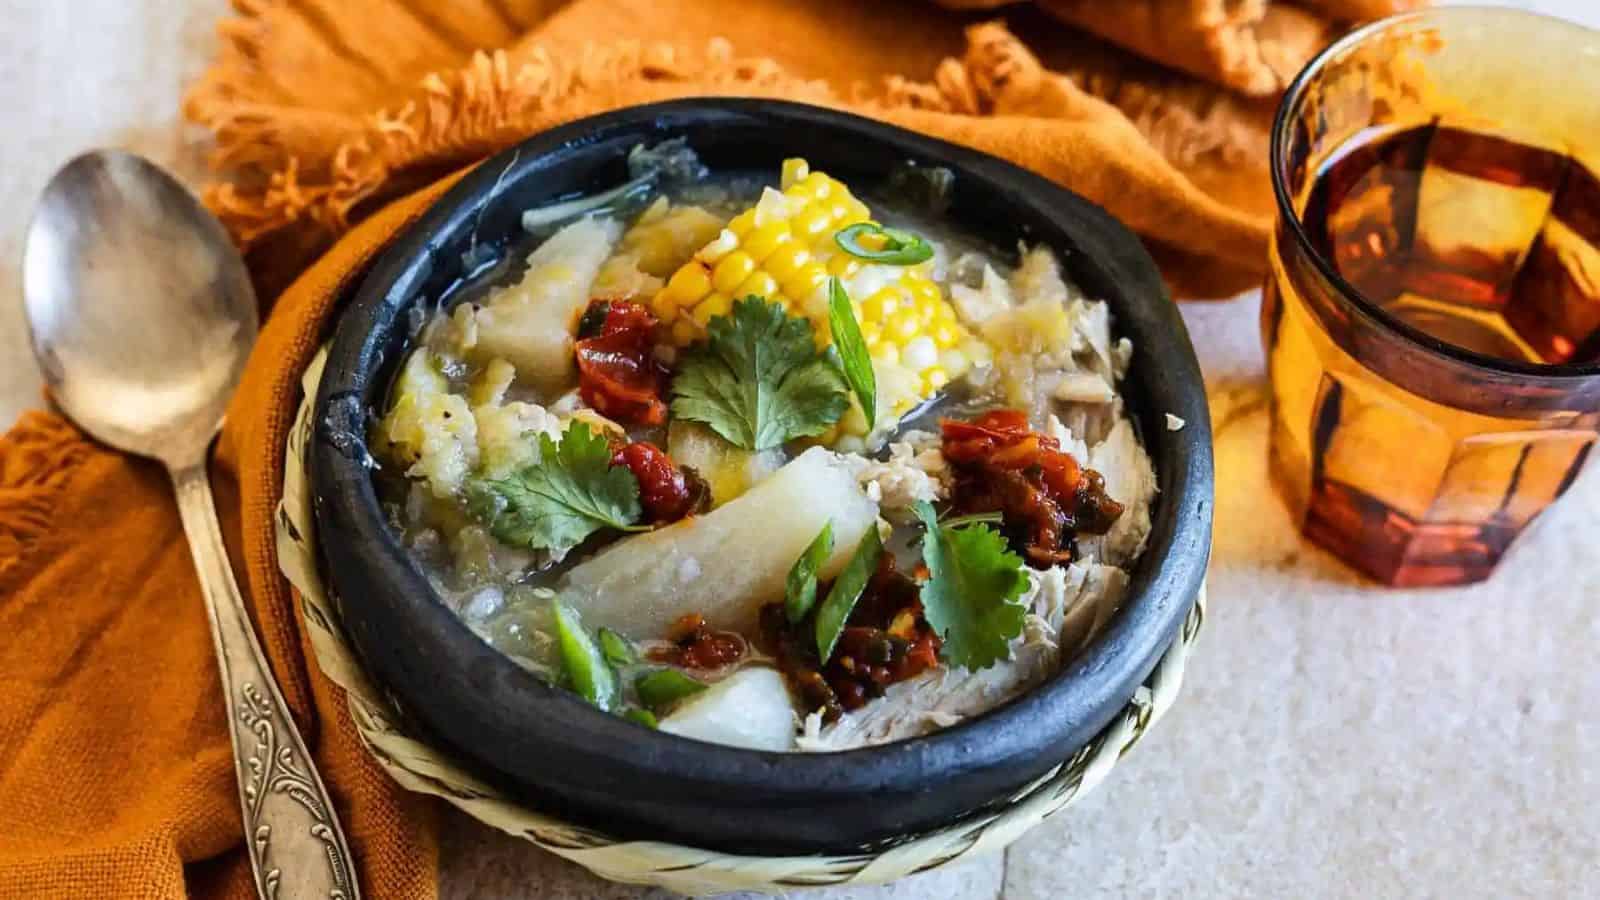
[[172, 462, 361, 900]]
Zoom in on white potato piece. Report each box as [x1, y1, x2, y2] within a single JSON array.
[[560, 447, 879, 639], [471, 217, 621, 396], [659, 668, 796, 751]]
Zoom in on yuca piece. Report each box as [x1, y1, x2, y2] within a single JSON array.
[[471, 217, 621, 395], [659, 667, 796, 752], [560, 447, 879, 640]]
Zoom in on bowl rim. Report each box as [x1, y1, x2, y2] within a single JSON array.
[[312, 98, 1212, 812]]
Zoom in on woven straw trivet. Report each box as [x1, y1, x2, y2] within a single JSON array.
[[277, 347, 1206, 895]]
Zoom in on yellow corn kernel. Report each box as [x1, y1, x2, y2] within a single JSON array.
[[712, 251, 756, 294], [792, 206, 832, 241], [784, 262, 827, 302], [825, 254, 861, 278], [860, 321, 882, 347], [671, 318, 700, 345], [888, 311, 921, 343], [698, 292, 733, 320], [650, 294, 679, 323], [865, 291, 899, 323], [870, 342, 900, 365], [735, 271, 779, 301], [801, 171, 832, 198], [782, 158, 809, 189], [664, 263, 711, 303], [727, 209, 757, 237], [765, 244, 810, 283], [933, 322, 961, 348], [922, 367, 950, 393], [743, 221, 790, 262], [699, 228, 738, 264]]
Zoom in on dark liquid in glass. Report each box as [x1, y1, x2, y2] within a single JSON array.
[[1265, 122, 1600, 586], [1302, 122, 1600, 365]]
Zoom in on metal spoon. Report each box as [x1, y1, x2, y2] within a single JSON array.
[[22, 150, 360, 900]]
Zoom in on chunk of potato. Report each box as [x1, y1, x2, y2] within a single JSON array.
[[471, 217, 621, 397], [666, 420, 784, 506], [375, 350, 477, 497], [560, 447, 879, 640], [659, 667, 795, 751]]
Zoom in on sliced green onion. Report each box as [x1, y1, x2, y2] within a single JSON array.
[[635, 668, 708, 713], [622, 707, 659, 728], [598, 627, 636, 669], [834, 223, 935, 265], [785, 520, 835, 624], [550, 600, 617, 711], [815, 526, 885, 663], [826, 278, 877, 432]]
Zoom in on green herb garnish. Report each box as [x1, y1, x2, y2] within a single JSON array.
[[550, 599, 617, 711], [939, 511, 1004, 530], [913, 501, 1029, 670], [785, 521, 835, 624], [814, 526, 884, 663], [598, 627, 636, 668], [826, 277, 877, 432], [635, 668, 709, 713], [670, 296, 850, 451], [466, 422, 644, 554], [622, 707, 659, 728], [834, 222, 935, 266]]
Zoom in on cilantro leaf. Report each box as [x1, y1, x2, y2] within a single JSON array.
[[467, 422, 642, 553], [670, 296, 850, 450], [913, 501, 1030, 670], [826, 277, 876, 432]]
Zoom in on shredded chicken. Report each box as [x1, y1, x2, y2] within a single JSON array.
[[854, 433, 951, 517], [796, 560, 1129, 751], [1079, 419, 1157, 566]]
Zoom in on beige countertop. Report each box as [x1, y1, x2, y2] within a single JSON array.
[[5, 2, 1597, 897]]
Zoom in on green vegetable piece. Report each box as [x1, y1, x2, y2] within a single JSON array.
[[551, 599, 617, 711], [785, 520, 835, 624], [670, 297, 850, 451], [939, 511, 1004, 530], [466, 421, 643, 554], [826, 277, 877, 432], [834, 222, 935, 265], [913, 501, 1030, 670], [623, 707, 659, 728], [635, 668, 709, 713], [814, 526, 884, 664], [598, 627, 636, 668]]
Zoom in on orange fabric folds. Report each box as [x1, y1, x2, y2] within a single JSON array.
[[1, 0, 1419, 897]]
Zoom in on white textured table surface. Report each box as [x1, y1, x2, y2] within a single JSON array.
[[5, 2, 1598, 898]]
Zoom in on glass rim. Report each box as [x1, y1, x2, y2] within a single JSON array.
[[1269, 5, 1600, 381]]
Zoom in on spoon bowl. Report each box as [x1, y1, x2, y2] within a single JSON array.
[[22, 149, 256, 467]]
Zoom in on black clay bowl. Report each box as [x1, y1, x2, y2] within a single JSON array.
[[312, 99, 1213, 855]]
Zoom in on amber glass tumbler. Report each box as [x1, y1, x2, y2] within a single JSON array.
[[1264, 8, 1600, 587]]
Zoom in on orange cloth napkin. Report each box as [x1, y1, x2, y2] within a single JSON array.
[[1, 0, 1416, 896]]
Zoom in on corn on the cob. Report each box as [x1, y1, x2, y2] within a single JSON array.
[[651, 159, 992, 441]]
